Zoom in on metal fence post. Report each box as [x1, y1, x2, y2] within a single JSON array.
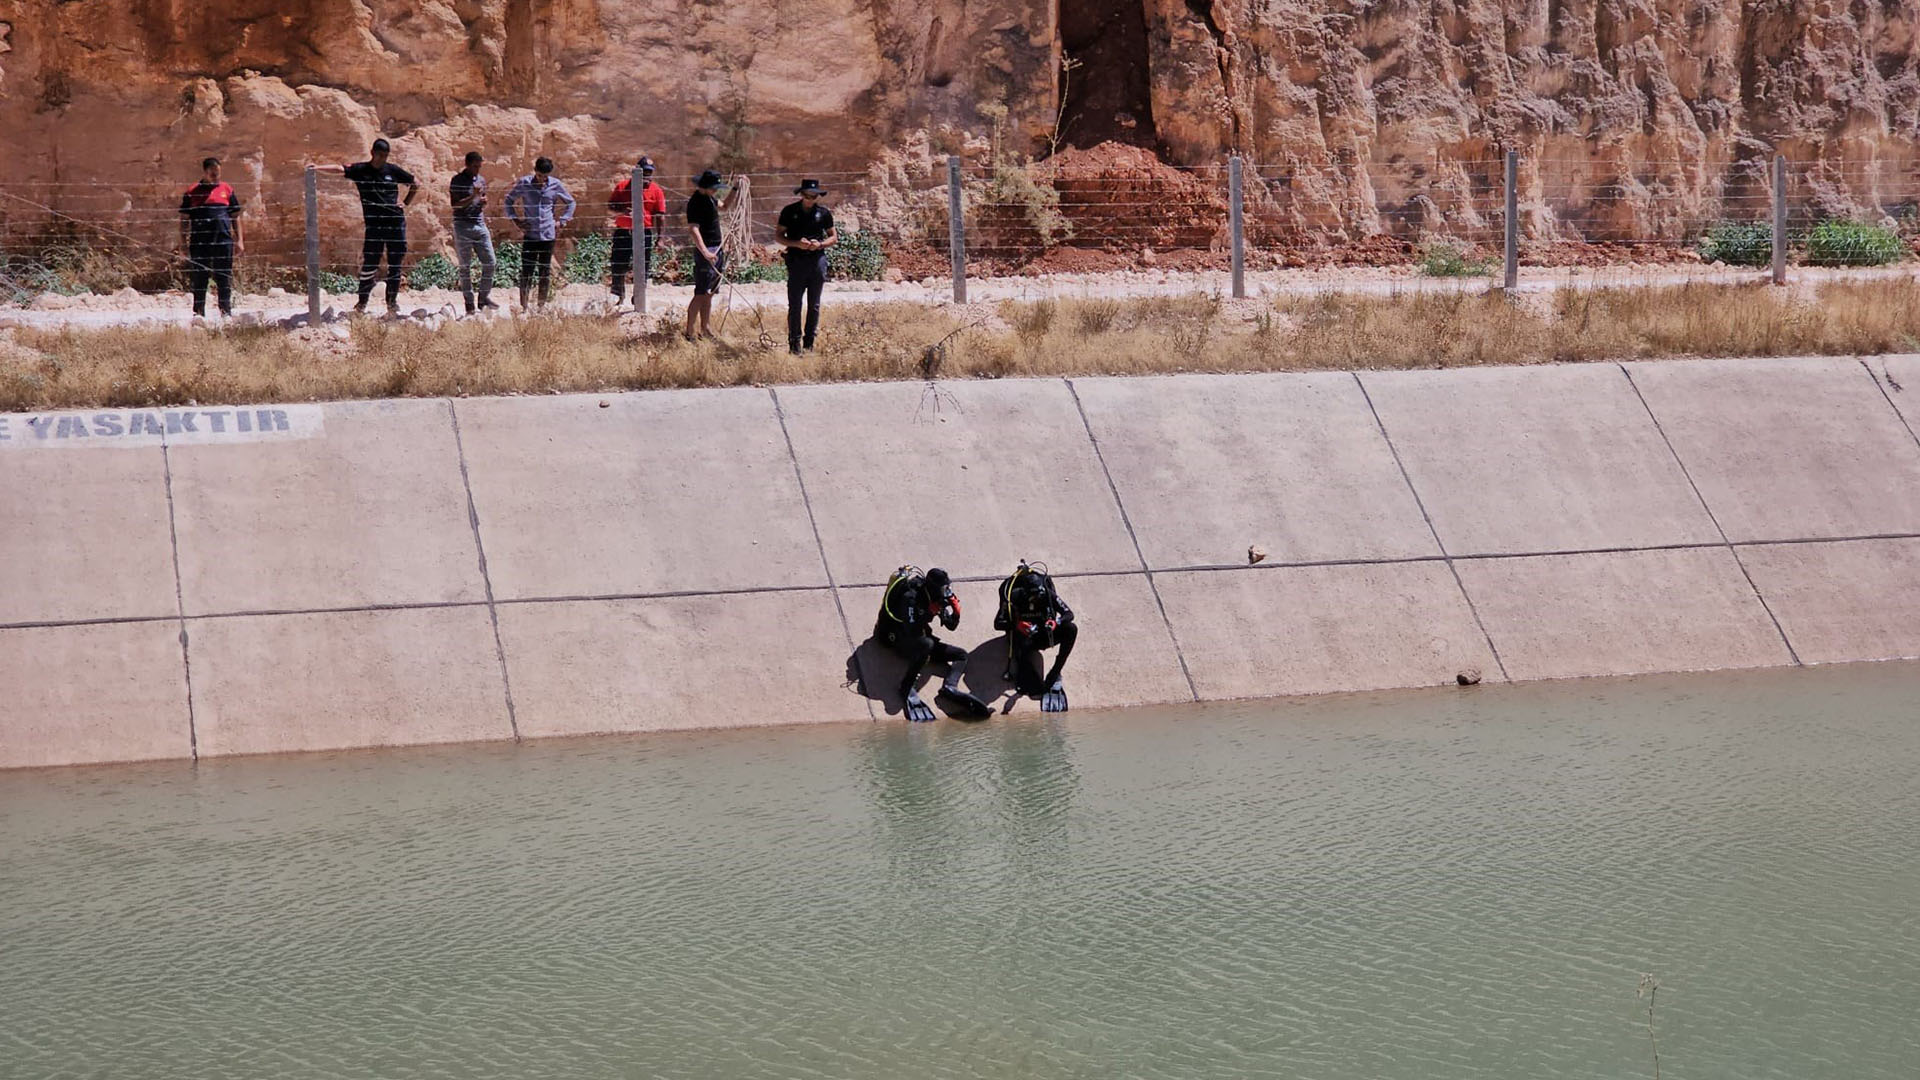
[[1503, 150, 1519, 290], [304, 165, 321, 321], [1772, 153, 1787, 286], [1229, 156, 1245, 299], [632, 162, 648, 314], [948, 155, 967, 304]]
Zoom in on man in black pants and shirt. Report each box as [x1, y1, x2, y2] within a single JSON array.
[[777, 179, 837, 354], [318, 139, 418, 315], [177, 157, 244, 319]]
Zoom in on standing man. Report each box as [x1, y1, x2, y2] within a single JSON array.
[[608, 155, 668, 307], [505, 156, 576, 310], [177, 157, 244, 320], [776, 178, 837, 354], [317, 138, 418, 316], [448, 150, 498, 314], [683, 168, 740, 340]]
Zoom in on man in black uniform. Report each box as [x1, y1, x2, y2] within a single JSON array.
[[995, 561, 1078, 712], [776, 178, 837, 354], [683, 168, 739, 341], [176, 157, 244, 319], [875, 566, 993, 722], [318, 138, 419, 315]]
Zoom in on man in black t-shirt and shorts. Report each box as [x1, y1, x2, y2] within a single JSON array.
[[317, 138, 419, 315], [776, 179, 837, 354], [683, 168, 740, 341]]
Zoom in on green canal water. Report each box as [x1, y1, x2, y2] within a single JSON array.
[[3, 662, 1917, 1079]]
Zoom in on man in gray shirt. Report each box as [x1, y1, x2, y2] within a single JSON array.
[[505, 156, 576, 310], [448, 150, 497, 314]]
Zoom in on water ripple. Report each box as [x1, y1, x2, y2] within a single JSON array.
[[3, 664, 1919, 1079]]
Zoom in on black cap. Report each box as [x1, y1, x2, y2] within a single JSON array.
[[795, 178, 825, 196], [638, 155, 655, 172], [924, 567, 951, 591], [695, 168, 724, 190], [370, 138, 391, 153]]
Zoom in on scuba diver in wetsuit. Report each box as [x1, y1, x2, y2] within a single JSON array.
[[996, 561, 1077, 713], [876, 566, 995, 722]]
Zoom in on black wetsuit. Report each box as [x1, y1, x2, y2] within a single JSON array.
[[996, 570, 1078, 695], [875, 574, 967, 696]]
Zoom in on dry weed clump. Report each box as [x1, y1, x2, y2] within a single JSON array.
[[4, 281, 1917, 411]]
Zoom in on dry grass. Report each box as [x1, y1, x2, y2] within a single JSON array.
[[4, 280, 1918, 411]]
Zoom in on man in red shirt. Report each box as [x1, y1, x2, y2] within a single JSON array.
[[177, 157, 245, 319], [607, 155, 668, 307]]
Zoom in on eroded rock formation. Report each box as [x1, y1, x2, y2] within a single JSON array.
[[0, 0, 1914, 252]]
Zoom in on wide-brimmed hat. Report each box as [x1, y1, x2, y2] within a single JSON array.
[[795, 179, 825, 196], [694, 168, 724, 189]]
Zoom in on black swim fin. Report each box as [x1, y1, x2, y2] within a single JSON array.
[[1041, 680, 1069, 713], [904, 689, 937, 723], [938, 686, 994, 719]]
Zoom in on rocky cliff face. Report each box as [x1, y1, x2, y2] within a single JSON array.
[[0, 0, 1915, 250]]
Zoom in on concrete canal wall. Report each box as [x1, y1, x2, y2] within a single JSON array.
[[8, 355, 1920, 769]]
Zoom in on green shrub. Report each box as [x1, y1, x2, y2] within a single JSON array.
[[1698, 222, 1773, 267], [828, 229, 887, 281], [315, 269, 357, 295], [562, 232, 611, 285], [1804, 220, 1906, 267], [407, 253, 458, 290], [985, 161, 1071, 247], [0, 243, 127, 298], [1417, 241, 1493, 278], [492, 239, 523, 288]]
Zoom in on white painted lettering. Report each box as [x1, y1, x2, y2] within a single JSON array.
[[256, 409, 289, 432], [0, 416, 9, 441], [26, 416, 55, 439], [128, 413, 164, 436], [54, 416, 89, 439], [92, 413, 123, 436], [236, 410, 252, 433], [165, 411, 199, 434], [201, 410, 227, 433]]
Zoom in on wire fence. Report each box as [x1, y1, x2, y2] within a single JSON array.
[[3, 153, 1918, 309]]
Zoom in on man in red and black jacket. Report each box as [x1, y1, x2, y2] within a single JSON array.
[[177, 157, 245, 318], [607, 154, 668, 307]]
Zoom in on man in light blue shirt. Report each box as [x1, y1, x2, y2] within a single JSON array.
[[505, 157, 576, 309]]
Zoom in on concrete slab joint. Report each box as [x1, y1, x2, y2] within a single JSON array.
[[11, 358, 1920, 769]]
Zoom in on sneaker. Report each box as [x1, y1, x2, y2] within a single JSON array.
[[352, 302, 368, 315], [478, 298, 500, 311]]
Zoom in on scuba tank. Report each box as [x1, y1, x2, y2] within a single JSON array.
[[999, 560, 1055, 627], [881, 566, 957, 629], [881, 565, 923, 626]]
